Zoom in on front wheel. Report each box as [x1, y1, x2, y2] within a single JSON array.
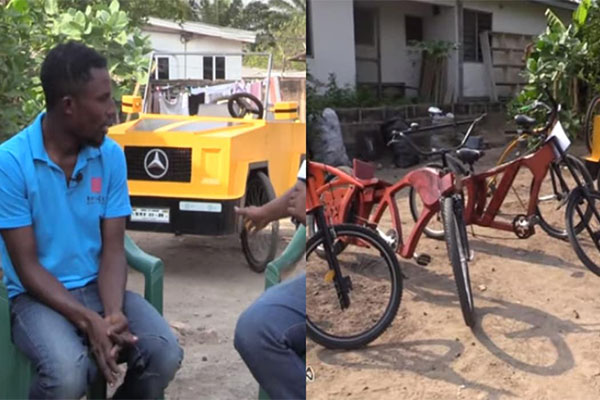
[[240, 172, 279, 272], [565, 188, 600, 276], [306, 224, 403, 349], [441, 195, 475, 327]]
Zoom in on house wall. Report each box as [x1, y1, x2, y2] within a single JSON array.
[[143, 30, 245, 80], [461, 0, 572, 97], [306, 0, 356, 88]]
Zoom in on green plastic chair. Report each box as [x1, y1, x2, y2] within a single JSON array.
[[258, 224, 306, 400], [0, 234, 164, 400]]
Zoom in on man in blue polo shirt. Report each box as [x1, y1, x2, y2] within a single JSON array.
[[0, 42, 183, 398]]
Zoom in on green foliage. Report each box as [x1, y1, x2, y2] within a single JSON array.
[[307, 73, 415, 119], [408, 40, 457, 59], [511, 2, 591, 139], [0, 0, 152, 139]]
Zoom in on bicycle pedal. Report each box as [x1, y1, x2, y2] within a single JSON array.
[[414, 253, 432, 266]]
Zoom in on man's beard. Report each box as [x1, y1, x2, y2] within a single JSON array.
[[83, 133, 105, 148]]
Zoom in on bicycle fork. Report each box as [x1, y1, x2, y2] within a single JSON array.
[[314, 207, 352, 310]]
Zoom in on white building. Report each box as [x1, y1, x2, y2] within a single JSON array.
[[307, 0, 577, 101], [142, 17, 257, 81]]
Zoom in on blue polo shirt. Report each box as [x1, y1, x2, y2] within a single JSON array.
[[0, 112, 132, 298]]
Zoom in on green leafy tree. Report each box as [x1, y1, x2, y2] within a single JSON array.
[[0, 0, 152, 138]]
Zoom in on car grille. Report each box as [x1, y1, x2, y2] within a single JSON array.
[[125, 146, 192, 182]]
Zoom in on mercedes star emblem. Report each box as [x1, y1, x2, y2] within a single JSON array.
[[144, 148, 169, 179]]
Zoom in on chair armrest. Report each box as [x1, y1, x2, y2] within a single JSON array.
[[125, 234, 164, 315], [264, 225, 306, 289]]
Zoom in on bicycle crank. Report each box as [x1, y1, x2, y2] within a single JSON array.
[[512, 214, 535, 239]]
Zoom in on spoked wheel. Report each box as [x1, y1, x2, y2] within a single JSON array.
[[306, 224, 403, 349], [565, 187, 600, 276], [240, 172, 279, 272], [536, 155, 594, 240], [441, 195, 475, 327], [409, 163, 445, 240]]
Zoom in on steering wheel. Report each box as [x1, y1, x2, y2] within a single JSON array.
[[227, 93, 264, 119]]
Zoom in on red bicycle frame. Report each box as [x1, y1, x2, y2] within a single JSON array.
[[308, 160, 455, 259]]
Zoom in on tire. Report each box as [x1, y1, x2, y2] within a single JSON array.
[[409, 163, 445, 240], [583, 95, 600, 154], [240, 171, 279, 272], [306, 224, 403, 349], [441, 195, 475, 327], [565, 188, 600, 276], [536, 155, 594, 240]]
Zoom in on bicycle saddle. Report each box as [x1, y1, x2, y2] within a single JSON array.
[[455, 148, 485, 165], [514, 114, 536, 129]]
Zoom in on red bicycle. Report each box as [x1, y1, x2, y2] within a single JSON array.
[[307, 114, 486, 329]]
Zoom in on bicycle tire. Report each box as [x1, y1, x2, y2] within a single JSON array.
[[441, 195, 475, 327], [409, 163, 445, 240], [536, 154, 594, 240], [583, 95, 600, 154], [566, 188, 600, 276], [306, 223, 403, 349]]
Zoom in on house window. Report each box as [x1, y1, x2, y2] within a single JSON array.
[[463, 9, 492, 62], [307, 0, 313, 57], [216, 57, 225, 79], [354, 7, 376, 46], [203, 57, 213, 81], [156, 57, 169, 80], [405, 15, 423, 44]]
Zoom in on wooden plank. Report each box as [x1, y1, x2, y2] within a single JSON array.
[[480, 30, 497, 102]]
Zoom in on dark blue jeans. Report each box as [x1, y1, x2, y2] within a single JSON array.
[[10, 282, 183, 399], [234, 272, 306, 399]]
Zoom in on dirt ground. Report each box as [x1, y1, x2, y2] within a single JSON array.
[[124, 220, 300, 399], [307, 121, 600, 400]]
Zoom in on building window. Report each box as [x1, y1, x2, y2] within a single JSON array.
[[203, 57, 213, 81], [354, 7, 376, 46], [463, 9, 492, 62], [216, 57, 225, 79], [405, 15, 423, 44], [156, 57, 169, 80], [307, 0, 313, 57]]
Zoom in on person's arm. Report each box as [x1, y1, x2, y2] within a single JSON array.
[[1, 226, 122, 383], [98, 142, 136, 351]]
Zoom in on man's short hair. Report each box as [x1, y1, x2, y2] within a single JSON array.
[[41, 41, 108, 111]]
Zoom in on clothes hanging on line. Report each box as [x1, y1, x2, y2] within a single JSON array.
[[158, 91, 189, 115]]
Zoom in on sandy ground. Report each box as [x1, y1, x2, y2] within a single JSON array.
[[307, 125, 600, 399], [124, 220, 300, 399]]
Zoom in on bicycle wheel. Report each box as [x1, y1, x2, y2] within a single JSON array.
[[566, 188, 600, 276], [536, 154, 594, 240], [409, 163, 445, 239], [441, 195, 475, 327], [306, 224, 403, 349], [583, 95, 600, 154]]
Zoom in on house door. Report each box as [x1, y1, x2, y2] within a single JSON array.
[[354, 6, 381, 94]]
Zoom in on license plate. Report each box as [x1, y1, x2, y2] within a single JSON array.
[[130, 207, 170, 223]]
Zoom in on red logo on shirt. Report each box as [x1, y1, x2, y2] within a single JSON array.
[[91, 177, 102, 193]]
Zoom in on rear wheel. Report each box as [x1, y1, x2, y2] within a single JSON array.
[[409, 163, 445, 239], [441, 195, 475, 327], [240, 171, 279, 272]]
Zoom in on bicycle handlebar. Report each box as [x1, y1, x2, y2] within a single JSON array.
[[388, 113, 487, 157]]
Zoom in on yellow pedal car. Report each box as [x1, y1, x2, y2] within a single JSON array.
[[108, 93, 305, 272]]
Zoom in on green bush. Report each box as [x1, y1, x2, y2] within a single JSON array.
[[0, 0, 152, 139]]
